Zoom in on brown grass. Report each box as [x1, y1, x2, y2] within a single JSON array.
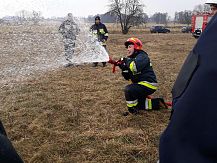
[[0, 24, 196, 163]]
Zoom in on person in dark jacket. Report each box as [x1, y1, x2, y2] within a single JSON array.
[[118, 38, 158, 115], [0, 120, 23, 163], [59, 13, 79, 67], [159, 14, 217, 163], [90, 16, 108, 67]]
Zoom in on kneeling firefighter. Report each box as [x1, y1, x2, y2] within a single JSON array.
[[118, 38, 158, 115]]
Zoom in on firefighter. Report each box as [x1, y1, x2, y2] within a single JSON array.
[[59, 13, 79, 67], [159, 11, 217, 163], [0, 120, 23, 163], [90, 16, 108, 67], [206, 0, 217, 15], [118, 38, 158, 115]]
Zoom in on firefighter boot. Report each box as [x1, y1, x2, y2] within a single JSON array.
[[122, 111, 129, 116], [128, 107, 139, 115], [93, 62, 98, 67], [122, 108, 139, 116], [102, 62, 106, 67], [122, 107, 139, 116]]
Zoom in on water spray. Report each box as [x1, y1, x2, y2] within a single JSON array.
[[69, 18, 110, 64]]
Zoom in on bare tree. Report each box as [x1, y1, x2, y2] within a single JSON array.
[[16, 10, 42, 25], [17, 10, 28, 24], [32, 11, 42, 25], [109, 0, 145, 34], [193, 4, 210, 14], [0, 19, 4, 25], [174, 10, 192, 25], [131, 13, 148, 27], [150, 12, 169, 25]]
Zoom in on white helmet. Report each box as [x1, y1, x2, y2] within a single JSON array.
[[205, 0, 217, 4]]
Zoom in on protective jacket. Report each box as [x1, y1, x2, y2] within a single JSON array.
[[120, 50, 158, 90], [90, 22, 108, 44], [160, 14, 217, 163], [0, 121, 23, 163], [59, 19, 79, 40]]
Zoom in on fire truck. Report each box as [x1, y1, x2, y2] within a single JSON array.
[[191, 13, 213, 38]]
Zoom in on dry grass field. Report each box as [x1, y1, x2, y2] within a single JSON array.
[[0, 23, 196, 163]]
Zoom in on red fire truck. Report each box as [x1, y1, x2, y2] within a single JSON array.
[[191, 13, 213, 38]]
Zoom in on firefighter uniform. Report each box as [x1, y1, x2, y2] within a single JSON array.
[[90, 16, 108, 67], [159, 14, 217, 162], [59, 13, 79, 65], [119, 48, 158, 114], [0, 121, 23, 163]]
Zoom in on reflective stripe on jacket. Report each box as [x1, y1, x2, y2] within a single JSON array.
[[90, 22, 108, 43], [138, 81, 158, 90], [125, 50, 158, 88]]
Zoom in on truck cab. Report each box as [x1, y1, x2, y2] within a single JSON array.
[[192, 13, 213, 38]]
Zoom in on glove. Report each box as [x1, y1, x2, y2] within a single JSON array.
[[122, 57, 128, 62], [118, 57, 128, 69], [116, 58, 131, 80], [120, 64, 131, 80], [122, 69, 131, 80]]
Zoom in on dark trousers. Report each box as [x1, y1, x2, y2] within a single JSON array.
[[0, 121, 23, 163], [125, 83, 156, 110]]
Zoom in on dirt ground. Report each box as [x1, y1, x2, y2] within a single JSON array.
[[0, 24, 196, 163]]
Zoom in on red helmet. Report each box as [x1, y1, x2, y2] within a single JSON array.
[[124, 38, 143, 50]]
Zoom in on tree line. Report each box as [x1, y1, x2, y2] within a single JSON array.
[[0, 0, 211, 34], [1, 10, 42, 25], [87, 1, 210, 34]]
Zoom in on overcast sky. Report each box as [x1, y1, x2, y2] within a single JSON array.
[[0, 0, 206, 18]]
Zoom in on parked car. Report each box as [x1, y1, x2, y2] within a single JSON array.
[[181, 26, 192, 33], [150, 26, 170, 33]]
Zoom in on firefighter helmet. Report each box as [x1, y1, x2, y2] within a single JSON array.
[[124, 38, 143, 50], [205, 0, 217, 4]]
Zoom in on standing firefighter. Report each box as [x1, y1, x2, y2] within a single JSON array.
[[117, 38, 158, 115], [59, 13, 79, 67], [0, 120, 23, 163], [90, 16, 108, 67], [206, 0, 217, 15], [159, 10, 217, 163]]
